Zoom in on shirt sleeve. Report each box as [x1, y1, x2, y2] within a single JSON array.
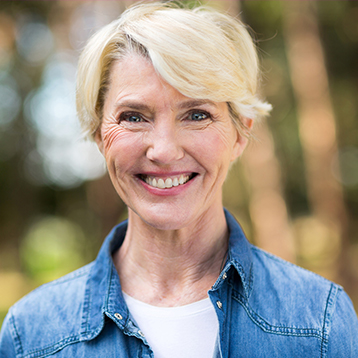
[[0, 311, 18, 358], [326, 289, 358, 357]]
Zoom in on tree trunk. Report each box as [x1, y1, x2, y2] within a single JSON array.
[[283, 2, 353, 289]]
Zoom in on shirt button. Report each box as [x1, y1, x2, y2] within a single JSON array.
[[114, 313, 123, 320], [222, 273, 227, 280], [138, 330, 145, 337], [216, 300, 223, 309]]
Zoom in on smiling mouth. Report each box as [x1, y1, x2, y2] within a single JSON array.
[[139, 173, 197, 189]]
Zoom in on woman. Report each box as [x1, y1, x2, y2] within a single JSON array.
[[1, 2, 357, 357]]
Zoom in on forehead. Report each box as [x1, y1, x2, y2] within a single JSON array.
[[110, 55, 156, 84], [106, 55, 208, 110], [107, 54, 180, 100], [105, 54, 229, 117]]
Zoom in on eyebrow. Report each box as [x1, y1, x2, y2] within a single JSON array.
[[114, 101, 154, 112], [176, 99, 218, 110]]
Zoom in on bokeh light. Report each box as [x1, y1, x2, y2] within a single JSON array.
[[16, 21, 54, 65], [24, 51, 106, 188], [20, 216, 87, 283]]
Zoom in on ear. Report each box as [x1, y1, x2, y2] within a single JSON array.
[[94, 127, 104, 155], [230, 118, 253, 162]]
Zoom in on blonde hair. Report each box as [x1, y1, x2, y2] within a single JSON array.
[[76, 2, 272, 139]]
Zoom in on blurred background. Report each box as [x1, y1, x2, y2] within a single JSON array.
[[1, 0, 358, 328]]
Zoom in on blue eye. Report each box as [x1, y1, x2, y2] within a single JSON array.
[[189, 112, 209, 121], [128, 115, 142, 122], [120, 113, 143, 122]]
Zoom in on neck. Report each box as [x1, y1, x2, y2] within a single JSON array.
[[113, 206, 229, 307]]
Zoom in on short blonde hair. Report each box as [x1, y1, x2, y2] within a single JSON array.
[[76, 2, 271, 139]]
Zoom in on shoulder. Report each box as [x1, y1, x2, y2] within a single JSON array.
[[250, 245, 335, 298], [12, 263, 92, 317], [243, 246, 358, 353], [0, 263, 93, 357], [249, 245, 344, 314]]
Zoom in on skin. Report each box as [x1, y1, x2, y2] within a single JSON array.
[[96, 54, 252, 306]]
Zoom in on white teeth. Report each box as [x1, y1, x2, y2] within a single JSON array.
[[144, 174, 192, 189], [165, 178, 172, 188], [157, 178, 165, 189]]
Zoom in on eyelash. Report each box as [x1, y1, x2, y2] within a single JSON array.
[[118, 110, 212, 123]]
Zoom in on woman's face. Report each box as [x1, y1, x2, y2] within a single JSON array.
[[96, 54, 249, 230]]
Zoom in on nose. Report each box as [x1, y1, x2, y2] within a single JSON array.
[[146, 119, 184, 164]]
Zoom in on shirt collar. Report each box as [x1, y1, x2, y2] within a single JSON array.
[[222, 209, 253, 298], [81, 221, 129, 339], [82, 209, 253, 337]]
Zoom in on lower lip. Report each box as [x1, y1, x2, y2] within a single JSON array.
[[138, 176, 196, 196]]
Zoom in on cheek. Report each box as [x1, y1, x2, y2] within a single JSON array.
[[102, 124, 134, 150], [101, 125, 145, 166], [101, 124, 126, 152], [188, 127, 235, 167]]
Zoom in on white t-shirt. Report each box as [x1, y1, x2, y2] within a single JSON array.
[[123, 293, 219, 358]]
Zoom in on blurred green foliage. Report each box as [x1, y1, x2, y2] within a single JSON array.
[[20, 216, 87, 282]]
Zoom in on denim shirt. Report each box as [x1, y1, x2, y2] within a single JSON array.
[[1, 210, 357, 358]]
